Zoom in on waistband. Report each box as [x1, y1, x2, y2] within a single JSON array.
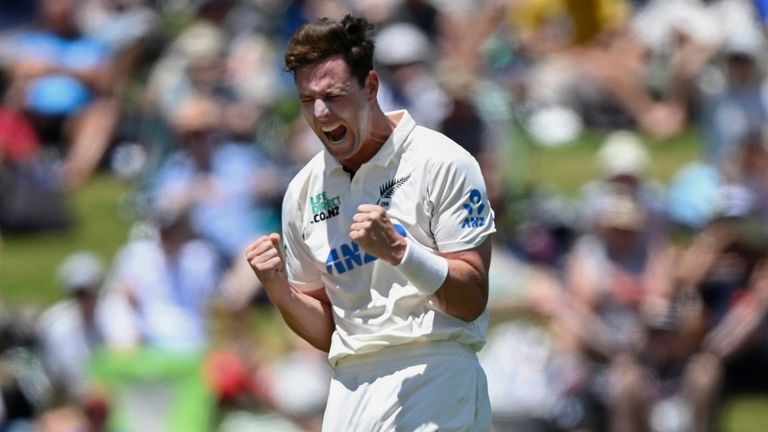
[[334, 340, 476, 376]]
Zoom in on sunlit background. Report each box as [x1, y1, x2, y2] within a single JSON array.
[[1, 0, 768, 431]]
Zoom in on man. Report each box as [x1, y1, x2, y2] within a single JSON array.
[[246, 14, 495, 431], [38, 251, 107, 401]]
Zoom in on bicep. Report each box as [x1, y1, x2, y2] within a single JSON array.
[[439, 237, 492, 284]]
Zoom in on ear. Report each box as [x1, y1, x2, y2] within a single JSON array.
[[365, 70, 379, 102]]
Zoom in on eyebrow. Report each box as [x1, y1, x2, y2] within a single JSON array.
[[299, 86, 348, 100]]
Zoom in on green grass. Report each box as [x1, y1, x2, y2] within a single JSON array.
[[517, 128, 701, 196], [721, 395, 768, 432], [0, 175, 133, 306]]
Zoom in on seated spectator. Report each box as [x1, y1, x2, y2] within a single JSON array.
[[0, 106, 71, 233], [719, 128, 768, 222], [579, 130, 665, 238], [36, 251, 113, 432], [148, 96, 281, 266], [0, 304, 51, 431], [562, 190, 678, 431], [374, 23, 450, 131], [623, 302, 723, 432], [2, 0, 119, 188], [676, 211, 768, 395], [699, 28, 768, 168], [37, 251, 108, 403], [76, 0, 159, 54], [105, 206, 223, 353], [480, 242, 575, 430]]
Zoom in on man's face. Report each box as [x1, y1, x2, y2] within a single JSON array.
[[294, 56, 375, 167]]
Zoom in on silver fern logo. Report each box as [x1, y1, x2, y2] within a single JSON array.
[[377, 175, 410, 208]]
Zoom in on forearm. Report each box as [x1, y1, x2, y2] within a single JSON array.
[[557, 299, 623, 359], [395, 238, 492, 322], [430, 259, 489, 322], [704, 293, 766, 360], [265, 283, 335, 352]]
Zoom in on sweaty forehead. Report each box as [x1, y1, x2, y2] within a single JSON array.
[[295, 56, 355, 94]]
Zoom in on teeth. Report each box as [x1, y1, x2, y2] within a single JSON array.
[[321, 124, 341, 132]]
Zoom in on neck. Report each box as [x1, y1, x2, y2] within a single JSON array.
[[343, 106, 397, 171]]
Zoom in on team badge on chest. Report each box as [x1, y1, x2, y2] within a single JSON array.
[[376, 175, 410, 208]]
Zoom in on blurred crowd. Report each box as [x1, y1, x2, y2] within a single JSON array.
[[2, 0, 768, 431]]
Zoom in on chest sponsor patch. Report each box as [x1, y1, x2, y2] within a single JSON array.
[[325, 224, 406, 275], [309, 191, 341, 224]]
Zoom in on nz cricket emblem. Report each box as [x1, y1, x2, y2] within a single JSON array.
[[377, 175, 410, 208]]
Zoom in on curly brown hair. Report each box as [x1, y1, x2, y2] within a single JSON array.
[[284, 14, 376, 87]]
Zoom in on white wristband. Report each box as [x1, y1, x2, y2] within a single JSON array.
[[395, 239, 449, 296]]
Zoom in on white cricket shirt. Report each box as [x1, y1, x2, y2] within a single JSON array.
[[282, 110, 496, 366]]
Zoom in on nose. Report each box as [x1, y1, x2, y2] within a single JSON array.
[[313, 99, 330, 119]]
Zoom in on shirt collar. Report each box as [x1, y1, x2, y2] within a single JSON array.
[[324, 110, 415, 175]]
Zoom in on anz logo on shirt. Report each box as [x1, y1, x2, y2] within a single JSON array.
[[461, 189, 487, 229], [326, 242, 377, 275], [326, 224, 407, 275]]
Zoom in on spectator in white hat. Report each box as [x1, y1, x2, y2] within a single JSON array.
[[37, 251, 108, 402], [579, 130, 666, 238], [374, 22, 451, 131]]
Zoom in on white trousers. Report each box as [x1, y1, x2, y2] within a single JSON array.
[[322, 341, 491, 432]]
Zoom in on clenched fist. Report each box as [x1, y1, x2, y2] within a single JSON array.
[[349, 204, 407, 265], [245, 233, 286, 286]]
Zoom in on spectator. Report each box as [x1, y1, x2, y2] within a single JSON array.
[[480, 243, 574, 430], [149, 96, 281, 266], [2, 0, 119, 188], [562, 190, 677, 431], [374, 22, 450, 130], [75, 0, 159, 53], [436, 69, 507, 222], [36, 251, 113, 432], [0, 106, 71, 233], [699, 28, 768, 167], [719, 128, 768, 221], [0, 305, 51, 432], [676, 212, 768, 395], [37, 251, 108, 402], [579, 130, 665, 238], [106, 207, 223, 353]]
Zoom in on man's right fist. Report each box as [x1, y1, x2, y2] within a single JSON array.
[[245, 233, 285, 283]]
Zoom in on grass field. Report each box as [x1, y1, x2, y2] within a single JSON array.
[[721, 395, 768, 432], [0, 175, 133, 306], [511, 127, 702, 194], [1, 130, 766, 430]]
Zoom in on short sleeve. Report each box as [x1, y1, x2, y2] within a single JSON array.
[[429, 154, 496, 253], [282, 191, 324, 292]]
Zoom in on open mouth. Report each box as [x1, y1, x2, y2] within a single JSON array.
[[322, 125, 347, 143]]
